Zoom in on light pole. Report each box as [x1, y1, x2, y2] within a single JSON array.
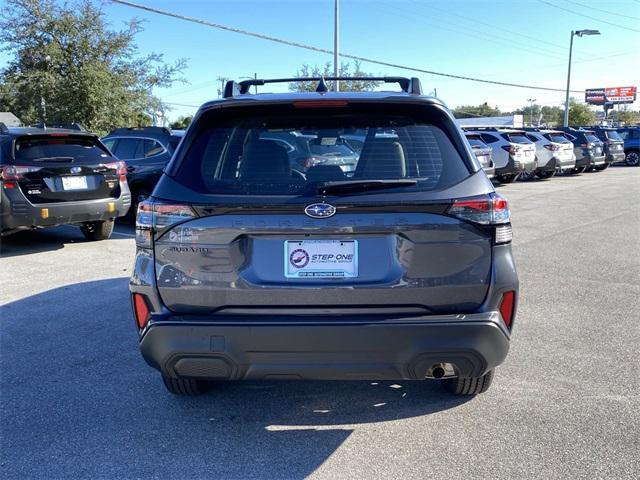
[[334, 0, 339, 92], [527, 98, 536, 126], [563, 29, 600, 127]]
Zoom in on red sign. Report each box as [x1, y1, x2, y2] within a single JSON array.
[[604, 86, 636, 103]]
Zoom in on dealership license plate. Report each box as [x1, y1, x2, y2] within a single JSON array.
[[61, 176, 88, 190], [285, 240, 358, 278]]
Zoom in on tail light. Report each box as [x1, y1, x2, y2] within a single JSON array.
[[135, 198, 197, 249], [543, 144, 561, 151], [299, 156, 329, 169], [447, 193, 512, 244], [501, 144, 520, 155], [499, 291, 516, 328], [0, 165, 42, 189], [103, 160, 127, 182], [133, 293, 150, 329], [580, 143, 592, 149]]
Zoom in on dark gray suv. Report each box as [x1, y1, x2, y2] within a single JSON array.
[[129, 77, 519, 396]]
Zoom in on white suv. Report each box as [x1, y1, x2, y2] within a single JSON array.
[[524, 130, 576, 179], [464, 128, 536, 183]]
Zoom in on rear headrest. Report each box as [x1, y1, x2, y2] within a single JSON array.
[[355, 138, 406, 179], [305, 165, 346, 182], [240, 140, 291, 181]]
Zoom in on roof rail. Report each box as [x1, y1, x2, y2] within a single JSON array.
[[223, 76, 423, 98], [0, 122, 8, 134]]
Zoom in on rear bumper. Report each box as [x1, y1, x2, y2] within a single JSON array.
[[606, 152, 624, 164], [139, 313, 511, 381], [1, 187, 131, 231]]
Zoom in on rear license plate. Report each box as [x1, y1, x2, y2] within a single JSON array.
[[61, 176, 88, 190], [285, 240, 358, 278]]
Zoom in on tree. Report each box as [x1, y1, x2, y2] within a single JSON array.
[[566, 98, 596, 126], [0, 0, 186, 134], [289, 61, 380, 92], [611, 106, 640, 125], [452, 103, 501, 119], [169, 115, 192, 129]]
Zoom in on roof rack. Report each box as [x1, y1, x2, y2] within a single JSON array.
[[0, 122, 8, 134], [223, 76, 423, 98]]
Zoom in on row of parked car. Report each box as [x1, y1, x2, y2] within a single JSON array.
[[1, 118, 638, 240], [463, 125, 635, 184]]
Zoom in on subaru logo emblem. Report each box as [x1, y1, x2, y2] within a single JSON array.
[[304, 203, 336, 219], [70, 166, 82, 174]]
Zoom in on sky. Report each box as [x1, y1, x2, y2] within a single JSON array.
[[2, 0, 639, 121]]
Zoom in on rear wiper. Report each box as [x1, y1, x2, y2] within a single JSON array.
[[318, 179, 418, 195], [32, 157, 74, 163]]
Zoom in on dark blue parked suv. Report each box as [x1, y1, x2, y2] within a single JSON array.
[[617, 126, 640, 166], [129, 77, 519, 397]]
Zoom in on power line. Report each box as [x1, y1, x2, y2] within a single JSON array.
[[537, 0, 640, 33], [109, 0, 583, 93], [561, 0, 640, 21]]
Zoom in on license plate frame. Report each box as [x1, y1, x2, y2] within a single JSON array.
[[61, 176, 88, 190], [284, 240, 358, 279]]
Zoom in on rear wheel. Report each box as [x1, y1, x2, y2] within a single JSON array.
[[80, 219, 114, 241], [497, 174, 518, 184], [570, 166, 586, 175], [594, 163, 610, 171], [536, 170, 555, 179], [445, 369, 494, 395], [161, 374, 212, 396], [625, 150, 639, 166]]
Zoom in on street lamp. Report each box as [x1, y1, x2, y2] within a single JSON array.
[[527, 98, 536, 126], [563, 29, 600, 127]]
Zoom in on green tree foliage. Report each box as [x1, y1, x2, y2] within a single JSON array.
[[0, 0, 186, 134], [452, 103, 501, 119], [289, 61, 380, 92], [567, 98, 596, 126], [611, 106, 640, 125], [169, 115, 192, 129], [515, 104, 564, 126]]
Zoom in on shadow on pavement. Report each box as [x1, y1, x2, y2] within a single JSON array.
[[1, 278, 471, 479], [0, 224, 133, 258]]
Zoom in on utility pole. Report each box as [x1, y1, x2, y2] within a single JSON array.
[[334, 0, 339, 92], [527, 98, 536, 126]]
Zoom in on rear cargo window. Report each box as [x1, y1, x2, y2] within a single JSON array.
[[501, 133, 531, 144], [174, 105, 471, 195], [604, 130, 622, 141], [465, 135, 487, 148], [543, 133, 571, 143], [585, 134, 600, 143], [14, 136, 110, 164]]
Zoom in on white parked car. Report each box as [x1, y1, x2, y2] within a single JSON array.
[[524, 130, 576, 178], [463, 128, 536, 183]]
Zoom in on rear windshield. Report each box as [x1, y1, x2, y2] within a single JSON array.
[[465, 134, 487, 148], [604, 130, 622, 141], [174, 105, 471, 196], [14, 136, 110, 164], [543, 133, 571, 143], [501, 133, 531, 144], [585, 133, 600, 143]]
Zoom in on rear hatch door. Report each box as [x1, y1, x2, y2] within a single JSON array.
[[12, 134, 121, 203], [153, 101, 495, 316]]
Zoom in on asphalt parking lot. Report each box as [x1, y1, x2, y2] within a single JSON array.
[[1, 166, 639, 479]]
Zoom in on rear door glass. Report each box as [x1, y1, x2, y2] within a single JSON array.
[[112, 138, 141, 159], [14, 136, 110, 164], [174, 106, 471, 196]]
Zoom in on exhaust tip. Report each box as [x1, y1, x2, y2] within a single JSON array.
[[426, 363, 456, 379]]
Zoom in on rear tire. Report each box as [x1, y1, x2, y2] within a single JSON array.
[[625, 150, 639, 166], [161, 374, 211, 396], [570, 166, 586, 175], [594, 163, 610, 171], [536, 170, 555, 179], [80, 219, 114, 241], [445, 369, 494, 395], [497, 174, 518, 184]]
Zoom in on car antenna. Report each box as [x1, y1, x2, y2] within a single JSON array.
[[316, 77, 329, 93]]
